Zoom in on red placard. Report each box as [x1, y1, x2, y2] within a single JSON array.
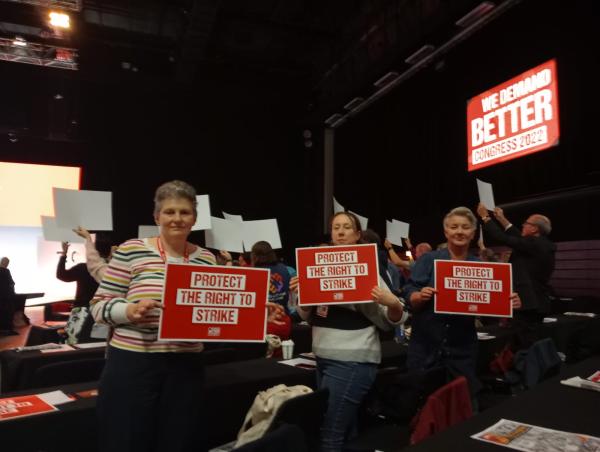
[[296, 243, 379, 306], [158, 264, 269, 342], [467, 59, 560, 171], [0, 395, 57, 421], [434, 260, 512, 317]]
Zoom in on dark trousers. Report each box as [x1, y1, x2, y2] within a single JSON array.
[[97, 346, 206, 452], [0, 296, 15, 330]]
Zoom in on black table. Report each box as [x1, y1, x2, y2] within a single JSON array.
[[402, 355, 600, 451], [0, 357, 316, 452], [539, 314, 600, 362], [0, 346, 106, 393]]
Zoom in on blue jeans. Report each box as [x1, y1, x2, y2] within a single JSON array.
[[316, 357, 377, 452]]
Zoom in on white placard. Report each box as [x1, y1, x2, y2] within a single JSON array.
[[477, 178, 496, 210], [41, 216, 85, 243], [348, 210, 368, 230], [333, 197, 345, 214], [53, 188, 113, 230], [242, 219, 282, 250], [223, 211, 243, 222], [138, 225, 159, 238], [204, 217, 244, 253], [192, 195, 212, 231], [393, 219, 410, 238], [386, 220, 406, 247]]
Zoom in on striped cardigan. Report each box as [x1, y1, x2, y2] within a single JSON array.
[[90, 238, 216, 353]]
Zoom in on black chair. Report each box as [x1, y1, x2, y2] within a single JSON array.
[[43, 300, 73, 321], [25, 324, 63, 345], [344, 367, 447, 452], [267, 388, 329, 452], [234, 423, 308, 452], [507, 337, 562, 389], [26, 357, 106, 390]]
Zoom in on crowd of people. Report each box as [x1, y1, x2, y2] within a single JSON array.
[[0, 179, 558, 452]]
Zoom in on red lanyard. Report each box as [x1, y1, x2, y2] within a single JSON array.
[[156, 237, 189, 263]]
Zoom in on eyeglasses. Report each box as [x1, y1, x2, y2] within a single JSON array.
[[522, 221, 537, 228]]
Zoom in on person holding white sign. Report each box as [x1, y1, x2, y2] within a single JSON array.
[[477, 204, 555, 345], [90, 180, 217, 452], [290, 211, 407, 452], [404, 207, 521, 400]]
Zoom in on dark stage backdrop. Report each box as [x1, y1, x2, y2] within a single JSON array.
[[0, 0, 598, 266], [0, 61, 319, 265], [334, 0, 600, 247]]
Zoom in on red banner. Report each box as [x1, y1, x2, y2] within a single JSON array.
[[296, 243, 379, 306], [0, 395, 57, 421], [158, 264, 269, 342], [467, 59, 559, 171], [434, 260, 512, 317]]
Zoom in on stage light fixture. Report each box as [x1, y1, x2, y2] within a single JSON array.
[[343, 97, 364, 111], [373, 71, 399, 88], [455, 2, 496, 28], [49, 11, 70, 29], [13, 36, 27, 47]]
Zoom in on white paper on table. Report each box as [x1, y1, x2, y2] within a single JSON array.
[[476, 179, 495, 210], [40, 344, 74, 353], [37, 390, 74, 406], [561, 376, 600, 392], [73, 341, 106, 349], [42, 216, 85, 243], [278, 358, 317, 369], [53, 188, 113, 230], [242, 219, 282, 250], [205, 217, 244, 253], [348, 211, 368, 230], [138, 225, 159, 238], [472, 418, 600, 452], [333, 197, 345, 214], [223, 212, 243, 222], [192, 195, 212, 231], [564, 312, 597, 318]]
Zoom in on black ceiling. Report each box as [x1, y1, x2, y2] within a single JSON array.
[[0, 0, 495, 121]]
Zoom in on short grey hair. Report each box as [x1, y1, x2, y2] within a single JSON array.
[[530, 214, 552, 235], [153, 180, 197, 216], [443, 206, 477, 229]]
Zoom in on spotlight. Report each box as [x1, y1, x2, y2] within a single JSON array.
[[49, 12, 70, 29], [13, 36, 27, 47]]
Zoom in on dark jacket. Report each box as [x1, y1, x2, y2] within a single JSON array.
[[56, 256, 99, 308], [483, 221, 555, 314]]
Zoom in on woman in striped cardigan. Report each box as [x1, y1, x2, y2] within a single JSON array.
[[91, 180, 216, 452]]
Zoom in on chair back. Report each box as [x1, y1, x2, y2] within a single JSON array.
[[268, 388, 328, 451], [27, 357, 105, 390], [234, 423, 308, 452], [366, 366, 447, 423], [410, 375, 473, 444], [512, 337, 562, 388]]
